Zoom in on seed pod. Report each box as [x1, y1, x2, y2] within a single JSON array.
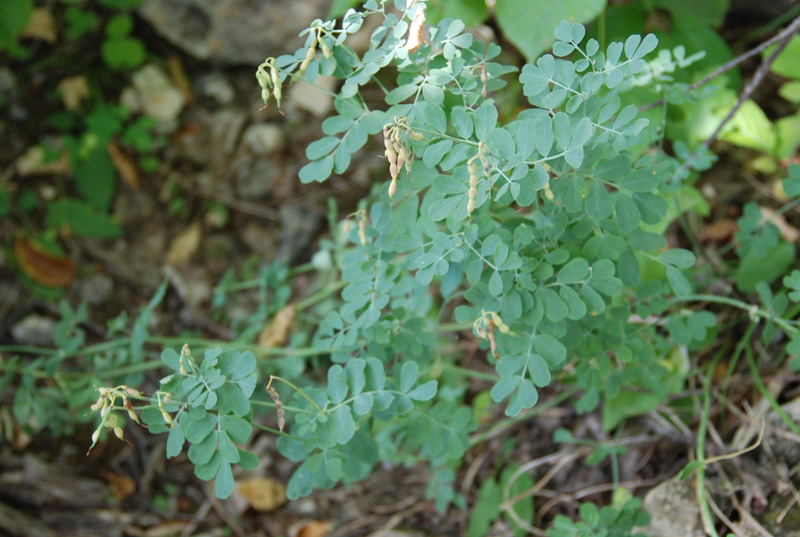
[[124, 399, 140, 424], [388, 177, 397, 202], [319, 37, 331, 59], [256, 68, 270, 89], [544, 185, 554, 201], [90, 395, 104, 412], [410, 131, 424, 141], [270, 66, 282, 109], [389, 162, 399, 180], [266, 386, 285, 432], [358, 213, 367, 248], [298, 44, 316, 76], [405, 7, 425, 53], [261, 88, 271, 104], [396, 145, 407, 173]]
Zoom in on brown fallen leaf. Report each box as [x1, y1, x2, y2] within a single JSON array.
[[237, 477, 287, 512], [165, 222, 202, 266], [99, 470, 136, 501], [57, 76, 90, 111], [107, 140, 140, 189], [759, 205, 800, 243], [167, 56, 194, 105], [16, 146, 71, 176], [14, 236, 76, 288], [258, 304, 296, 347], [20, 8, 57, 44], [699, 219, 738, 242], [288, 520, 331, 537]]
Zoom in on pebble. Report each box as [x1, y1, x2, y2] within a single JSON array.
[[130, 64, 186, 125], [11, 315, 56, 346], [241, 123, 284, 156]]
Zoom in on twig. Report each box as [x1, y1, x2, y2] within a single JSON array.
[[692, 14, 800, 162], [640, 13, 800, 113]]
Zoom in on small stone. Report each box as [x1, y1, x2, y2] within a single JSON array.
[[11, 315, 56, 346], [79, 274, 114, 305], [131, 64, 186, 124], [196, 72, 236, 105], [276, 204, 321, 262], [289, 76, 336, 117], [639, 476, 704, 537], [240, 222, 276, 258], [235, 158, 276, 199], [242, 123, 283, 156]]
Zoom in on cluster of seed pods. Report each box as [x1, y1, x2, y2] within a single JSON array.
[[467, 142, 491, 219], [382, 118, 422, 203], [256, 58, 283, 112], [473, 309, 511, 362]]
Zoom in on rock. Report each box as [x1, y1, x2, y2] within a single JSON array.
[[242, 123, 283, 156], [138, 0, 329, 65], [11, 315, 56, 346], [78, 274, 114, 305], [235, 158, 276, 199], [130, 64, 185, 126], [196, 72, 236, 106], [240, 222, 276, 258], [288, 75, 336, 117], [639, 476, 704, 537], [276, 204, 321, 262]]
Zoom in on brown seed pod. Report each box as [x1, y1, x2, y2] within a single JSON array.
[[266, 386, 285, 432]]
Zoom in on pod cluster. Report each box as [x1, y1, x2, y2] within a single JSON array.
[[383, 117, 422, 203], [256, 58, 283, 112]]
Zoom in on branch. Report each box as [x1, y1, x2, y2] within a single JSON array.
[[640, 13, 800, 114]]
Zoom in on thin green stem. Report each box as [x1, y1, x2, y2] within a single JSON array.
[[696, 323, 754, 537], [469, 386, 579, 446], [669, 294, 799, 334], [251, 422, 304, 441], [746, 340, 800, 437], [268, 375, 323, 411], [295, 280, 346, 310], [437, 362, 500, 382], [250, 399, 313, 415]]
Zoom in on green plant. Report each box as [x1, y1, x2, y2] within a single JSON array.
[[0, 0, 33, 57], [5, 1, 800, 534]]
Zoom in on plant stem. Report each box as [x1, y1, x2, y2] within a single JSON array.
[[295, 280, 346, 310], [670, 294, 798, 334], [437, 362, 500, 382], [696, 322, 754, 537], [251, 422, 304, 441], [268, 375, 323, 411], [469, 386, 579, 446], [746, 341, 800, 437]]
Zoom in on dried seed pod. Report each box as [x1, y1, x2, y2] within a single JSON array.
[[124, 400, 140, 424], [388, 177, 397, 202], [467, 160, 479, 216], [266, 386, 285, 432], [405, 7, 425, 53], [358, 213, 367, 248]]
